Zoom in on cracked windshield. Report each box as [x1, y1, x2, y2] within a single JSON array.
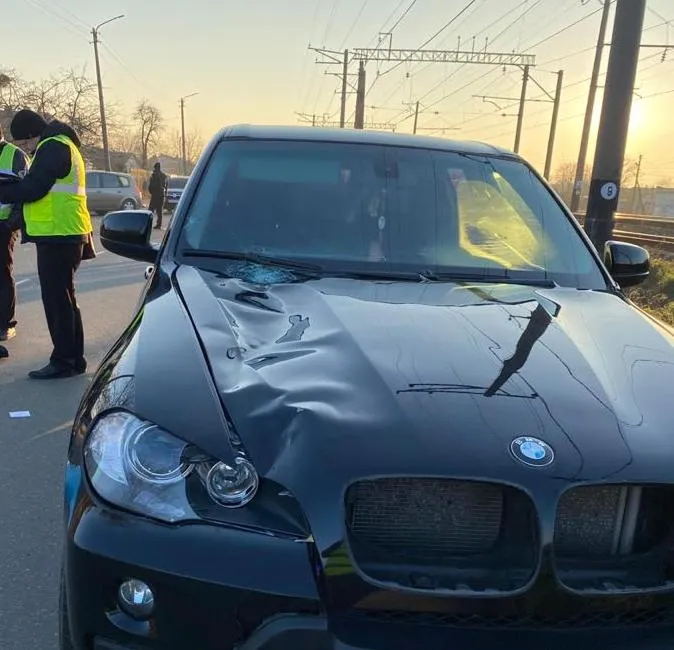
[[1, 1, 673, 649]]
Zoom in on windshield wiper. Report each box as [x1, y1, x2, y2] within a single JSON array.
[[179, 249, 324, 275], [418, 269, 556, 288]]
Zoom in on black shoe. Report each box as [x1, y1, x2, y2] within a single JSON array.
[[0, 327, 16, 341], [75, 357, 88, 373], [0, 345, 8, 359], [28, 361, 84, 380]]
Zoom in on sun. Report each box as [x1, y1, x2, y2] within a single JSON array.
[[628, 99, 645, 134]]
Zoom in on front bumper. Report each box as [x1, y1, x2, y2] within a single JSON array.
[[64, 497, 321, 650], [65, 481, 674, 650], [163, 196, 181, 210]]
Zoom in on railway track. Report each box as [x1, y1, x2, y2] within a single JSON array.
[[573, 212, 674, 253]]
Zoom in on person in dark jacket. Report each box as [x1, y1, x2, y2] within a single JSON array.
[[0, 125, 30, 343], [0, 109, 94, 379], [147, 161, 168, 229]]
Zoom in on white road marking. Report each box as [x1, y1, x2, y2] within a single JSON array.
[[16, 279, 31, 286]]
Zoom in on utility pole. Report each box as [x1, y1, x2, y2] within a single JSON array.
[[309, 45, 535, 135], [513, 65, 529, 154], [570, 0, 611, 213], [92, 15, 124, 172], [585, 0, 647, 252], [354, 61, 366, 129], [413, 101, 420, 134], [179, 92, 198, 175], [543, 70, 564, 179], [340, 50, 349, 128]]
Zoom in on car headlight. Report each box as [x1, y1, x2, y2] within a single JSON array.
[[83, 410, 259, 523]]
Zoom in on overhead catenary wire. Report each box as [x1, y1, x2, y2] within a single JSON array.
[[373, 0, 481, 82], [339, 0, 371, 50], [389, 0, 610, 129], [382, 0, 547, 122]]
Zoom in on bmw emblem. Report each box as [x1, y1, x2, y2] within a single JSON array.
[[510, 436, 554, 467]]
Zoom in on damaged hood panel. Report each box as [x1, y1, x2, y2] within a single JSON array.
[[176, 264, 674, 547]]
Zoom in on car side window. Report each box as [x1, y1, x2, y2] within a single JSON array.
[[118, 175, 130, 188], [101, 173, 121, 189], [86, 173, 100, 189]]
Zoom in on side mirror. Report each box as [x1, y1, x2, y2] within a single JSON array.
[[100, 209, 159, 263], [604, 240, 650, 288]]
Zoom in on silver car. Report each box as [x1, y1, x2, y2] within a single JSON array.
[[85, 170, 143, 214]]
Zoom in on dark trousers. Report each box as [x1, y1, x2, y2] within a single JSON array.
[[149, 195, 164, 227], [36, 242, 85, 367], [0, 226, 18, 330]]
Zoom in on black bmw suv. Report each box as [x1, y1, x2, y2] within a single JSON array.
[[61, 125, 674, 650]]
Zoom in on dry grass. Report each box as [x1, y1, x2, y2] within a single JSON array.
[[628, 255, 674, 326]]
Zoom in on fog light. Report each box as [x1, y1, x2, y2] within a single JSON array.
[[118, 579, 155, 620]]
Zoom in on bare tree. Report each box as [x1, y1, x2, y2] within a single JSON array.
[[0, 66, 103, 146], [108, 125, 141, 158], [0, 68, 25, 113], [134, 100, 163, 168], [165, 128, 204, 171], [551, 162, 591, 204]]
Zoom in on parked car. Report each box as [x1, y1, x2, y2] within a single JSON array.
[[163, 174, 189, 212], [85, 170, 143, 214], [61, 125, 674, 650]]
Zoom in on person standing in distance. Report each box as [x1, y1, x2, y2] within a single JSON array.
[[0, 109, 93, 379], [147, 161, 168, 229], [0, 125, 29, 343]]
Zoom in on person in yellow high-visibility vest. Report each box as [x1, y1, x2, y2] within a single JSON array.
[[0, 109, 94, 379], [0, 124, 29, 345]]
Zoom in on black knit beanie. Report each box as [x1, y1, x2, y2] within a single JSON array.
[[10, 109, 48, 140]]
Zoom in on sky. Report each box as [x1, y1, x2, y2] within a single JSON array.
[[5, 0, 674, 184]]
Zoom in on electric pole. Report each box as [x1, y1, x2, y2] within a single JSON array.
[[354, 61, 366, 129], [413, 101, 420, 134], [92, 15, 124, 172], [543, 70, 564, 179], [309, 45, 535, 135], [514, 65, 529, 154], [570, 0, 611, 213], [179, 92, 198, 175], [340, 50, 349, 128], [585, 0, 647, 253]]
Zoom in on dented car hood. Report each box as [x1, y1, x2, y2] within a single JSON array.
[[174, 264, 674, 512]]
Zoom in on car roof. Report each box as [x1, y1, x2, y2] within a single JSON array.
[[216, 124, 515, 157], [88, 170, 130, 176]]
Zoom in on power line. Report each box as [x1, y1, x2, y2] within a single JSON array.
[[339, 0, 370, 50], [298, 0, 325, 108], [389, 0, 420, 34], [456, 44, 671, 136], [523, 3, 609, 53], [24, 0, 88, 36], [43, 0, 89, 29], [375, 0, 481, 80], [345, 0, 427, 120], [320, 0, 339, 45], [99, 41, 174, 107], [384, 0, 545, 121], [400, 0, 602, 124]]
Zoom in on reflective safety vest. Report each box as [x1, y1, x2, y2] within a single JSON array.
[[23, 134, 92, 237], [0, 141, 22, 221]]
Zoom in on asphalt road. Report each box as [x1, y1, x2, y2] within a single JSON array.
[[0, 217, 156, 649]]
